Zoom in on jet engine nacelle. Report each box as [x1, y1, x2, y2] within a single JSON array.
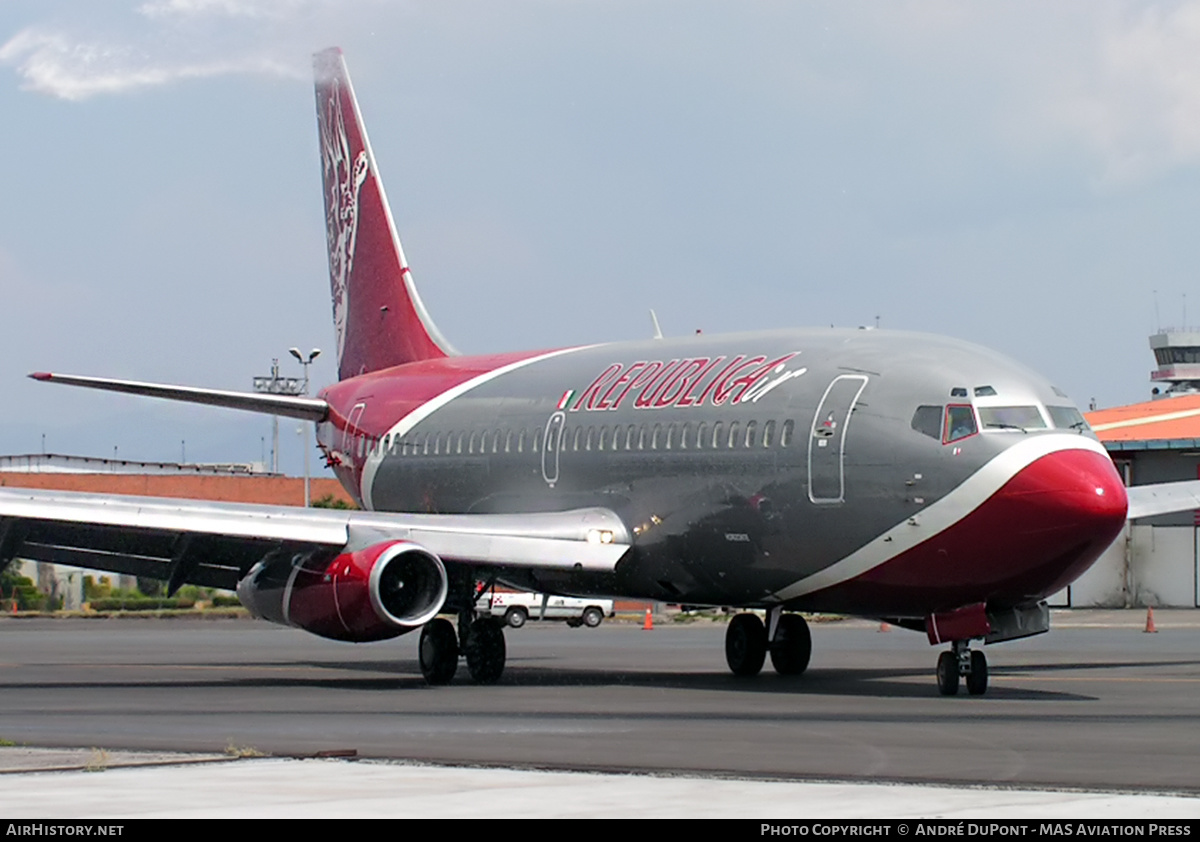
[[236, 540, 448, 642]]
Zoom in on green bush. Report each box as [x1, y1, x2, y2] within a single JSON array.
[[2, 573, 47, 611]]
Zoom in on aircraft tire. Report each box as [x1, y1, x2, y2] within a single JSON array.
[[966, 650, 988, 696], [505, 607, 528, 629], [725, 613, 768, 677], [936, 650, 960, 696], [769, 613, 812, 676], [465, 617, 507, 684], [419, 618, 459, 685]]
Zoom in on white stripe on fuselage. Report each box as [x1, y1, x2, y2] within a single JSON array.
[[767, 433, 1114, 604], [360, 345, 598, 509]]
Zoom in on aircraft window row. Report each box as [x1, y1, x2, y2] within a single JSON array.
[[945, 405, 977, 443], [913, 405, 980, 444], [913, 402, 1088, 444], [371, 418, 799, 458], [1047, 405, 1089, 431], [978, 405, 1047, 431]]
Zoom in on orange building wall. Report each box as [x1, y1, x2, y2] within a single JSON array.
[[0, 473, 356, 508]]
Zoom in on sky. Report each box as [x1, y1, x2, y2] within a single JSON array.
[[3, 0, 1200, 477]]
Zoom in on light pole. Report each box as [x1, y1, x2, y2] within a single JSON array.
[[289, 347, 321, 507], [252, 359, 304, 475]]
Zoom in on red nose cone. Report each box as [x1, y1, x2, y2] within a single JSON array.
[[990, 448, 1128, 595], [848, 446, 1129, 614]]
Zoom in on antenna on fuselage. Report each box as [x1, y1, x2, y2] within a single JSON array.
[[649, 309, 664, 340]]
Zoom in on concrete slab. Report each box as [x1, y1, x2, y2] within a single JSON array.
[[0, 757, 1198, 818]]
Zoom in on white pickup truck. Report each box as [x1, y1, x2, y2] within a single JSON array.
[[475, 591, 615, 629]]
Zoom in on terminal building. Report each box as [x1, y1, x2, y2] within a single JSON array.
[[0, 454, 354, 609], [1063, 329, 1200, 608]]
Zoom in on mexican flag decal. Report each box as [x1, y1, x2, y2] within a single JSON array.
[[557, 390, 575, 410]]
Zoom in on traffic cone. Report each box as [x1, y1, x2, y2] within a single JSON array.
[[642, 608, 653, 630], [1145, 606, 1158, 634], [879, 621, 891, 633]]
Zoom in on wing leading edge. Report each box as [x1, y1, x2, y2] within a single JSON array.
[[1125, 480, 1200, 520], [0, 487, 630, 594]]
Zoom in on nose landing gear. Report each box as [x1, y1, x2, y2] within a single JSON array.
[[936, 639, 987, 696]]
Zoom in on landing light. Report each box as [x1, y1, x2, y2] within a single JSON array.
[[586, 529, 615, 545]]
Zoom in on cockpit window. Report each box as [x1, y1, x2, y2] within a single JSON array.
[[911, 405, 943, 440], [950, 387, 968, 398], [944, 405, 977, 443], [978, 406, 1047, 431], [973, 385, 997, 397], [1048, 406, 1089, 431]]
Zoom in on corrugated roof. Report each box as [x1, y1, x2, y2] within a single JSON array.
[[1086, 393, 1200, 443]]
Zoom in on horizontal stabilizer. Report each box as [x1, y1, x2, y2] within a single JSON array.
[[1126, 480, 1200, 520], [29, 372, 329, 422]]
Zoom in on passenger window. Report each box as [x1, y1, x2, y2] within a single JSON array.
[[533, 430, 542, 453], [713, 422, 724, 449], [626, 425, 636, 450], [651, 425, 661, 450], [561, 426, 570, 451], [728, 422, 739, 449], [598, 426, 608, 451], [469, 432, 478, 454], [586, 427, 594, 451], [745, 420, 757, 448], [944, 405, 977, 443], [504, 430, 512, 453], [456, 432, 464, 454], [911, 406, 943, 440], [518, 430, 525, 453], [573, 427, 582, 451], [781, 419, 794, 447], [666, 424, 675, 450], [697, 423, 707, 450], [637, 426, 646, 450], [763, 420, 775, 448]]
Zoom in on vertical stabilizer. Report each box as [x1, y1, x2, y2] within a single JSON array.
[[314, 48, 456, 380]]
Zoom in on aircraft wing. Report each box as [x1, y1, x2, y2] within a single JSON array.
[[0, 487, 630, 593], [1125, 480, 1200, 521]]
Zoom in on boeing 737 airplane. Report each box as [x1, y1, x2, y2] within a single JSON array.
[[4, 48, 1200, 695]]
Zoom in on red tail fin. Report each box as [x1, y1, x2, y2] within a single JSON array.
[[314, 48, 456, 380]]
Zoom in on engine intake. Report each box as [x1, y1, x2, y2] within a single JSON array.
[[237, 540, 448, 642]]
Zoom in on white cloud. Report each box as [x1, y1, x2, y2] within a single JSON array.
[[137, 0, 322, 20], [0, 0, 374, 100], [0, 27, 300, 99], [1060, 1, 1200, 183]]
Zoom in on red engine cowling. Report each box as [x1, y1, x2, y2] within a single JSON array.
[[236, 541, 448, 642]]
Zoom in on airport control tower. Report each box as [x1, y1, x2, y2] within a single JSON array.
[[1150, 329, 1200, 398]]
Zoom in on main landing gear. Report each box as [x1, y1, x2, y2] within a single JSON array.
[[936, 639, 988, 696], [725, 609, 812, 677], [418, 609, 508, 685]]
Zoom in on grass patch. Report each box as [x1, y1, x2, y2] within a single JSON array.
[[225, 743, 266, 758]]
